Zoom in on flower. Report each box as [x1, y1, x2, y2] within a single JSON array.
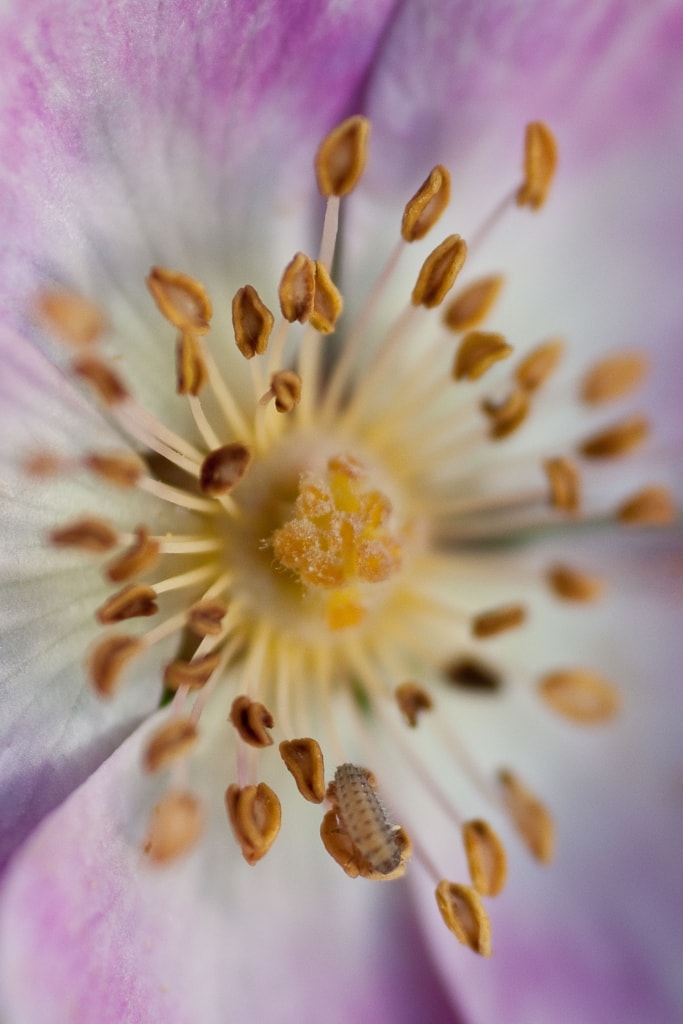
[[1, 2, 682, 1023]]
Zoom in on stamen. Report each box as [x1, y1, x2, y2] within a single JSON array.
[[516, 121, 558, 210], [578, 415, 649, 459], [462, 819, 507, 897], [95, 583, 158, 624], [142, 717, 199, 772], [481, 388, 529, 439], [453, 331, 512, 381], [434, 881, 492, 956], [279, 252, 315, 323], [395, 682, 433, 727], [412, 235, 468, 308], [82, 452, 144, 488], [72, 354, 129, 405], [581, 352, 648, 404], [401, 165, 451, 242], [497, 769, 554, 863], [199, 443, 251, 496], [260, 370, 301, 413], [88, 634, 142, 697], [35, 287, 106, 347], [163, 652, 222, 691], [309, 261, 343, 334], [232, 285, 274, 359], [314, 115, 370, 198], [143, 790, 204, 863], [472, 604, 526, 639], [617, 485, 676, 525], [443, 275, 505, 333], [538, 669, 620, 724], [515, 338, 564, 392], [49, 517, 118, 552], [225, 782, 282, 865], [106, 527, 161, 583], [146, 267, 212, 333], [279, 738, 326, 804], [443, 656, 502, 693], [176, 330, 208, 396], [546, 563, 604, 602], [544, 457, 581, 512], [186, 599, 228, 637], [229, 695, 275, 748]]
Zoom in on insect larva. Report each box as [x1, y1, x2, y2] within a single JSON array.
[[333, 763, 402, 875]]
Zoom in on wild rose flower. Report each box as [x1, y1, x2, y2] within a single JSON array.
[[0, 2, 682, 1023]]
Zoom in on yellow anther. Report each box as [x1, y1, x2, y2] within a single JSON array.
[[279, 738, 326, 804], [270, 370, 302, 413], [315, 115, 370, 197], [544, 457, 580, 513], [435, 881, 492, 956], [462, 819, 507, 897], [310, 261, 343, 334], [453, 331, 512, 381], [579, 415, 649, 459], [481, 388, 529, 440], [279, 252, 316, 323], [35, 287, 106, 347], [472, 603, 526, 639], [143, 717, 199, 773], [163, 653, 222, 692], [581, 351, 648, 404], [176, 330, 207, 395], [82, 452, 144, 488], [143, 790, 204, 863], [401, 164, 451, 242], [538, 669, 620, 724], [443, 275, 504, 333], [516, 121, 558, 210], [498, 769, 554, 864], [146, 267, 212, 333], [546, 563, 604, 602], [186, 599, 228, 637], [617, 485, 676, 526], [515, 338, 564, 392], [225, 782, 282, 865], [72, 354, 129, 405], [232, 284, 274, 359], [412, 235, 467, 308]]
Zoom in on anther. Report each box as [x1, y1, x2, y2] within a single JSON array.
[[229, 695, 275, 748], [412, 235, 468, 309], [516, 121, 558, 210], [95, 583, 159, 624], [401, 165, 451, 242], [315, 115, 370, 197], [279, 738, 326, 803], [225, 782, 282, 865], [581, 352, 648, 404], [434, 881, 492, 956], [481, 388, 529, 440], [279, 252, 315, 323], [472, 604, 526, 639], [443, 655, 502, 693], [232, 284, 274, 359], [176, 330, 208, 396], [617, 485, 676, 525], [462, 819, 507, 897], [82, 452, 144, 488], [453, 331, 512, 381], [106, 526, 160, 582], [544, 457, 580, 512], [146, 267, 212, 333], [163, 652, 222, 691], [142, 717, 199, 772], [538, 669, 620, 724], [49, 517, 118, 553], [186, 599, 228, 637], [269, 370, 302, 413], [395, 682, 433, 727], [578, 415, 649, 459], [546, 563, 604, 602], [22, 451, 65, 477], [443, 275, 504, 333], [72, 354, 129, 405], [498, 769, 554, 863], [143, 790, 204, 863], [515, 338, 564, 392], [199, 443, 251, 496], [309, 261, 343, 334], [35, 287, 106, 347], [88, 634, 142, 697]]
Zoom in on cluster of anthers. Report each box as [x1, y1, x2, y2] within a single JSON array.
[[28, 116, 675, 955]]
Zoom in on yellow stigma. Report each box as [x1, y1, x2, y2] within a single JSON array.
[[271, 454, 404, 630]]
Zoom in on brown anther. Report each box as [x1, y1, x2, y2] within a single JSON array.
[[617, 485, 676, 526], [462, 819, 507, 897], [142, 717, 199, 772], [544, 457, 580, 513], [88, 633, 141, 698], [72, 354, 128, 405], [229, 695, 275, 748], [498, 769, 554, 863], [443, 655, 502, 693], [412, 235, 468, 309], [481, 388, 529, 440], [23, 451, 66, 477], [232, 284, 274, 359], [146, 267, 212, 333], [516, 121, 558, 210], [472, 603, 526, 639], [279, 737, 326, 803], [395, 682, 433, 727], [225, 782, 282, 865], [546, 563, 604, 602], [49, 517, 119, 553], [270, 370, 301, 413], [453, 331, 512, 381], [199, 443, 251, 496], [186, 599, 228, 637], [401, 164, 451, 242], [279, 252, 316, 323], [176, 330, 207, 396], [443, 275, 505, 333], [434, 881, 492, 957], [581, 352, 648, 404], [95, 583, 158, 624], [35, 287, 106, 347], [539, 669, 620, 724], [315, 115, 370, 197], [143, 790, 203, 864], [163, 652, 221, 692], [82, 452, 144, 488], [309, 261, 343, 334], [106, 526, 160, 583], [515, 338, 564, 392], [578, 415, 649, 459]]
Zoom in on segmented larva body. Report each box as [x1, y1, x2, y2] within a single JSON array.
[[333, 763, 402, 875]]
